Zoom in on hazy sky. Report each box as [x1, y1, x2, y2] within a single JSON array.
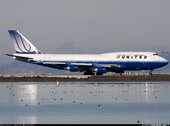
[[0, 0, 170, 64]]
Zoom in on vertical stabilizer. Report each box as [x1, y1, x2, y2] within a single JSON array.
[[8, 30, 41, 54]]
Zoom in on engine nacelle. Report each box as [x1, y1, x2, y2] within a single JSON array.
[[65, 65, 79, 72], [92, 67, 106, 73]]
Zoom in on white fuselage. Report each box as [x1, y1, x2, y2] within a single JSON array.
[[13, 52, 168, 71], [14, 52, 167, 63]]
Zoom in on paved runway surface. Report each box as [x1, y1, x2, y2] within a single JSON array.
[[0, 73, 170, 82]]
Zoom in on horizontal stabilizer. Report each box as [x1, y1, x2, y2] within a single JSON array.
[[5, 54, 33, 62]]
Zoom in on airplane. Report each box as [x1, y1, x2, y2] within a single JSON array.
[[5, 30, 169, 75]]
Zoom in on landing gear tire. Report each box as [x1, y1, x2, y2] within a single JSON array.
[[84, 71, 95, 75], [149, 70, 153, 76], [96, 73, 103, 75]]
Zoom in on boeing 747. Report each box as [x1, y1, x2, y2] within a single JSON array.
[[6, 30, 169, 75]]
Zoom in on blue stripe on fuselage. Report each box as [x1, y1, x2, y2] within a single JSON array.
[[30, 60, 168, 70]]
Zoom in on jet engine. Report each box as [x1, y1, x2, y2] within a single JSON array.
[[92, 67, 106, 74], [65, 65, 79, 72]]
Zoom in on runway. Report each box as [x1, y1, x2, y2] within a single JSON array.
[[0, 73, 170, 82]]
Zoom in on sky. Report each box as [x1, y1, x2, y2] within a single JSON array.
[[0, 0, 170, 65]]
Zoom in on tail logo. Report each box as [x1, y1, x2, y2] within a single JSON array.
[[8, 30, 41, 54]]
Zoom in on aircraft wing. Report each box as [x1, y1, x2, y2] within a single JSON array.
[[37, 62, 92, 72], [70, 63, 120, 68], [35, 62, 92, 66], [98, 64, 121, 68], [40, 62, 66, 65], [70, 63, 92, 66], [36, 62, 120, 69], [70, 63, 121, 72]]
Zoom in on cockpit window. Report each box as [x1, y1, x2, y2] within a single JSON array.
[[153, 53, 158, 56]]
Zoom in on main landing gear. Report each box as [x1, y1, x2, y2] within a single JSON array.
[[84, 70, 95, 75], [84, 70, 103, 75], [149, 69, 153, 76], [96, 73, 103, 75]]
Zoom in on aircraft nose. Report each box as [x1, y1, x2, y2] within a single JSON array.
[[162, 59, 169, 66], [165, 60, 169, 65], [159, 56, 169, 67]]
